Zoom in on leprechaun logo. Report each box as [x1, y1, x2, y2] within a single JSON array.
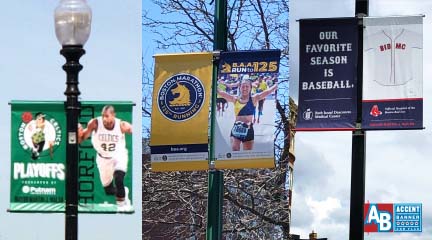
[[18, 112, 62, 160], [157, 73, 205, 122]]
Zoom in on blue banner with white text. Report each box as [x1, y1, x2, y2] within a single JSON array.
[[297, 18, 358, 131]]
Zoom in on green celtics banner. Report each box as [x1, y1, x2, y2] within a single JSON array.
[[10, 101, 134, 213], [10, 101, 66, 212]]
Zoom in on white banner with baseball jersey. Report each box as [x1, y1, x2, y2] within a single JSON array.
[[362, 15, 423, 130]]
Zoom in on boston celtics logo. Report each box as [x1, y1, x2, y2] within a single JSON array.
[[157, 73, 205, 121], [18, 112, 62, 160]]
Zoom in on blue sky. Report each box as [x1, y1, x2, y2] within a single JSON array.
[[0, 1, 141, 239]]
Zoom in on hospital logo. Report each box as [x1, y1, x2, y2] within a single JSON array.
[[157, 73, 205, 122], [18, 112, 62, 160], [303, 108, 313, 120]]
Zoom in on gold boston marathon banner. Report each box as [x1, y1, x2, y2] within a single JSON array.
[[150, 53, 212, 171]]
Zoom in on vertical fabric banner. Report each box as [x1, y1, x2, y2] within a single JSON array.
[[10, 101, 134, 213], [362, 16, 423, 130], [214, 50, 280, 169], [150, 53, 213, 171], [78, 101, 134, 213], [10, 101, 66, 212], [297, 18, 358, 131]]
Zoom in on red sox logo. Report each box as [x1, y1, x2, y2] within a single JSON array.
[[370, 105, 382, 117]]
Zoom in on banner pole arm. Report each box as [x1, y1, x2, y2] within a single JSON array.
[[206, 0, 227, 239]]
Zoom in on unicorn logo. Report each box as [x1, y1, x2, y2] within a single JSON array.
[[157, 73, 205, 122], [169, 82, 191, 107], [221, 62, 231, 73]]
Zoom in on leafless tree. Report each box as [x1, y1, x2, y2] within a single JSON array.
[[143, 0, 294, 239]]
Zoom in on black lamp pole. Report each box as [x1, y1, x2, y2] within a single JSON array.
[[349, 1, 368, 239], [61, 45, 85, 240]]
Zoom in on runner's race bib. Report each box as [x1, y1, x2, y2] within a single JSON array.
[[231, 122, 249, 139]]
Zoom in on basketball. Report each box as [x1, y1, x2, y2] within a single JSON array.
[[21, 112, 33, 123]]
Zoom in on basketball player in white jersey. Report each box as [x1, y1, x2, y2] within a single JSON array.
[[78, 105, 132, 211]]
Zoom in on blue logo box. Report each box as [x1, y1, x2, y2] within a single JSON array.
[[393, 203, 422, 232]]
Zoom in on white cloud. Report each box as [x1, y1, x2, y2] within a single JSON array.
[[370, 0, 431, 16], [306, 196, 342, 223], [291, 190, 349, 239]]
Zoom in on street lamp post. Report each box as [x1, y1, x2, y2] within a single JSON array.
[[54, 1, 92, 239]]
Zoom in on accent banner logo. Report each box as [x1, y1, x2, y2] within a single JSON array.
[[364, 203, 422, 232]]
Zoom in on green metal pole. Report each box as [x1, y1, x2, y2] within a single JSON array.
[[207, 0, 227, 239]]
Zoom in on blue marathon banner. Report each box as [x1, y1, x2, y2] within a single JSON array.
[[297, 18, 358, 131], [362, 16, 423, 130]]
